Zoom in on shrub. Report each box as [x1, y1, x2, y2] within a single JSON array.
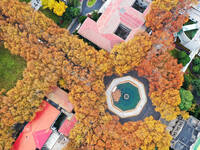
[[78, 16, 87, 23], [192, 79, 200, 96], [182, 74, 192, 89], [192, 65, 200, 73], [68, 0, 80, 7], [170, 49, 190, 66], [179, 56, 190, 66], [193, 58, 200, 65], [90, 11, 101, 21], [69, 7, 80, 18]]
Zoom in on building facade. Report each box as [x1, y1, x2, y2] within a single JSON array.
[[78, 0, 151, 51], [165, 116, 200, 150], [12, 87, 77, 150]]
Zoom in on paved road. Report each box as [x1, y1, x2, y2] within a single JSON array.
[[69, 0, 104, 33], [104, 70, 161, 124]]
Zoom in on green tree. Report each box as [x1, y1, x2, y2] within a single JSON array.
[[170, 49, 190, 66], [68, 0, 80, 7], [192, 79, 200, 96], [192, 58, 200, 74], [192, 65, 200, 73], [179, 88, 193, 111], [177, 51, 190, 66], [69, 7, 80, 18], [182, 74, 192, 89], [193, 57, 200, 65]]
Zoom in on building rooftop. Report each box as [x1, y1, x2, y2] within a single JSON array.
[[12, 101, 60, 150], [59, 115, 77, 136], [12, 87, 77, 150], [78, 0, 151, 51], [47, 87, 74, 112], [170, 116, 200, 150]]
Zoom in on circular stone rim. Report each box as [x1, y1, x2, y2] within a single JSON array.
[[106, 76, 147, 118]]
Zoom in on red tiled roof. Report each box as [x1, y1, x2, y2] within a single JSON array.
[[12, 101, 60, 150], [78, 0, 151, 51], [58, 115, 77, 136], [47, 87, 74, 112]]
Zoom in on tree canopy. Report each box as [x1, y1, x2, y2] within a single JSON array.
[[179, 88, 194, 111], [0, 0, 195, 149]]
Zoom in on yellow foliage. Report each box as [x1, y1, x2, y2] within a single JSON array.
[[41, 0, 67, 16], [152, 0, 178, 11], [110, 32, 152, 75], [150, 89, 188, 121], [53, 1, 67, 16]]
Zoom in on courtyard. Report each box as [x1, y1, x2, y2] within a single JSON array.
[[104, 70, 160, 123]]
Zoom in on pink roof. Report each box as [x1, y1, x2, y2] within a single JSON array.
[[47, 87, 74, 112], [59, 115, 77, 136], [78, 0, 151, 51], [33, 129, 52, 149], [12, 101, 60, 150]]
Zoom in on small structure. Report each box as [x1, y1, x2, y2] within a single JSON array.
[[166, 116, 200, 150], [47, 87, 74, 112], [112, 89, 121, 102], [78, 0, 151, 51], [31, 0, 42, 10], [106, 76, 147, 118], [12, 87, 77, 150]]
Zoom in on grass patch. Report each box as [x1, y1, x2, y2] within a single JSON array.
[[87, 0, 97, 7], [39, 8, 62, 25], [19, 0, 31, 3], [185, 29, 198, 40], [184, 19, 198, 40], [0, 44, 26, 91]]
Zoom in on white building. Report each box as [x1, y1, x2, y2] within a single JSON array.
[[164, 116, 200, 150], [177, 1, 200, 72]]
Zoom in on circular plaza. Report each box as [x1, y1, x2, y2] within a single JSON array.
[[106, 76, 147, 118], [104, 70, 160, 123]]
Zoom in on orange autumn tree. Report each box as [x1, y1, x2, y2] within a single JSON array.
[[137, 0, 193, 122], [146, 0, 196, 33], [150, 89, 189, 121], [137, 51, 183, 94], [66, 116, 172, 150], [110, 32, 152, 75], [0, 0, 193, 149]]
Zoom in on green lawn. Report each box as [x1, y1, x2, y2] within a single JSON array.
[[39, 8, 62, 25], [0, 44, 26, 92], [184, 20, 198, 40], [87, 0, 97, 7]]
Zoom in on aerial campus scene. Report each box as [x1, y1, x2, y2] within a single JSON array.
[[2, 0, 200, 150]]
